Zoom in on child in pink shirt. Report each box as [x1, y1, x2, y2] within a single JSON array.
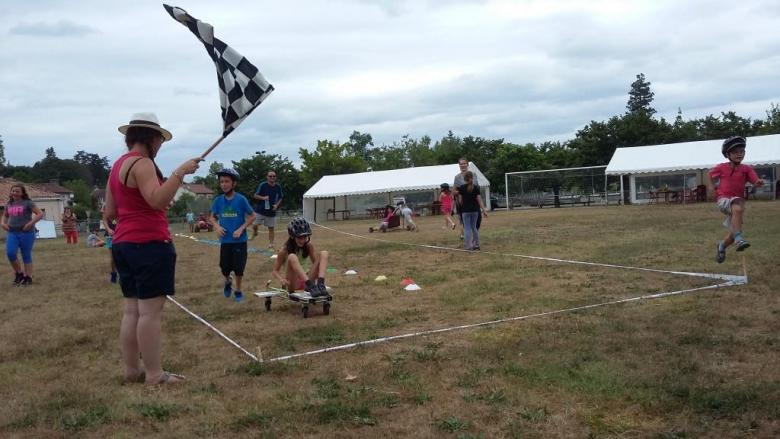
[[439, 183, 456, 230], [708, 136, 763, 263]]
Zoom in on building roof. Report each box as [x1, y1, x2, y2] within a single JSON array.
[[606, 134, 780, 175], [182, 183, 215, 195], [304, 163, 490, 198], [32, 182, 74, 195], [0, 178, 60, 200]]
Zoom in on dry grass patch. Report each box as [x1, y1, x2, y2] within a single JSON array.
[[1, 202, 779, 437]]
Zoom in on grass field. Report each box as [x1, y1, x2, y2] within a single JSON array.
[[1, 202, 779, 438]]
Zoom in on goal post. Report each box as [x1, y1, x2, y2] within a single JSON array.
[[504, 165, 621, 208]]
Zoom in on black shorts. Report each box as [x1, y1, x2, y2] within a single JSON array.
[[112, 241, 176, 300], [220, 242, 248, 277]]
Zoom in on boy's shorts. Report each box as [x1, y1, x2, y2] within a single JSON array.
[[717, 197, 743, 228], [105, 236, 113, 249], [253, 213, 277, 228], [220, 242, 248, 277], [112, 241, 176, 299]]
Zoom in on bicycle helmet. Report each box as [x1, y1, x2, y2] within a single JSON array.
[[721, 136, 746, 158], [287, 217, 312, 238], [216, 168, 240, 181]]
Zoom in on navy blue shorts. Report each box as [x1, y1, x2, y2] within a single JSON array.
[[112, 241, 176, 299], [220, 242, 248, 277]]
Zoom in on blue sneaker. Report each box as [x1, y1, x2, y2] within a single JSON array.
[[233, 290, 243, 303], [223, 280, 232, 298], [735, 239, 750, 252], [715, 241, 726, 264]]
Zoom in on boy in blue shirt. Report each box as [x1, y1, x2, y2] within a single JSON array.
[[209, 168, 256, 302]]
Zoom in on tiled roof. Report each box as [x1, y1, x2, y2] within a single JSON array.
[[183, 183, 214, 195], [0, 178, 59, 199]]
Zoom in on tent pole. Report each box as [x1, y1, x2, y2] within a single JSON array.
[[620, 175, 624, 205]]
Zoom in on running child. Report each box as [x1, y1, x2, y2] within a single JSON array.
[[439, 183, 456, 230], [271, 217, 330, 297], [209, 168, 256, 302], [709, 136, 763, 263]]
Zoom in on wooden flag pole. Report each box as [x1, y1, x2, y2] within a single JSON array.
[[200, 135, 227, 160]]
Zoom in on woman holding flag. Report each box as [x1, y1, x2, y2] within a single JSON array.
[[104, 112, 200, 385]]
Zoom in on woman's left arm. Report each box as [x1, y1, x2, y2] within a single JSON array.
[[476, 195, 488, 218], [23, 206, 44, 231]]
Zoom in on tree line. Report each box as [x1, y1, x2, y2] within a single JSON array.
[[3, 73, 779, 215]]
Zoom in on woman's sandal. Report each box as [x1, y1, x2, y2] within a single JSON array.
[[153, 371, 185, 385]]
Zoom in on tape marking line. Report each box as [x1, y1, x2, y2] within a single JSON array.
[[166, 296, 258, 362], [169, 225, 747, 363]]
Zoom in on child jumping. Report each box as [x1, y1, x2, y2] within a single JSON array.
[[209, 168, 256, 302], [272, 217, 330, 297], [439, 183, 456, 230], [709, 136, 763, 263]]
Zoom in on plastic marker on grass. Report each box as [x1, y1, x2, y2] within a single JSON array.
[[344, 269, 358, 275], [375, 275, 387, 281], [404, 283, 421, 291]]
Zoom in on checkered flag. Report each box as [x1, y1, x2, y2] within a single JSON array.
[[164, 4, 274, 137]]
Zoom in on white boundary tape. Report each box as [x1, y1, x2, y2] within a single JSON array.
[[311, 223, 746, 284], [168, 223, 747, 363], [265, 280, 737, 363], [166, 296, 259, 361]]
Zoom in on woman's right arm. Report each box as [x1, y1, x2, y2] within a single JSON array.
[[1, 207, 8, 231], [134, 158, 200, 210]]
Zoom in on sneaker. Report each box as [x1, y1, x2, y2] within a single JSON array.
[[735, 239, 750, 252], [312, 282, 328, 298], [110, 272, 118, 284], [459, 234, 464, 240], [20, 275, 32, 286], [369, 227, 374, 233], [304, 280, 319, 297], [233, 290, 243, 303], [473, 246, 481, 251], [715, 241, 726, 264], [13, 272, 24, 285], [223, 280, 233, 298]]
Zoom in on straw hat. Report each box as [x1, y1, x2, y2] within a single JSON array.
[[118, 112, 172, 141]]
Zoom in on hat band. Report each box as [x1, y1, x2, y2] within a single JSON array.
[[129, 120, 161, 127]]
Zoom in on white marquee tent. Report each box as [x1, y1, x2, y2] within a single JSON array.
[[606, 134, 780, 203], [303, 163, 490, 223]]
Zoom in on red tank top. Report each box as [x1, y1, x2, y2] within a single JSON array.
[[108, 152, 171, 243]]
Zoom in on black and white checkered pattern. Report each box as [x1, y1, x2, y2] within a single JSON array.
[[164, 4, 274, 137]]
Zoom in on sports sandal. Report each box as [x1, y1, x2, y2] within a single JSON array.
[[151, 371, 185, 385]]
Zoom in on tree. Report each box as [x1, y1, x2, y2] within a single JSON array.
[[73, 150, 110, 186], [626, 73, 656, 116], [233, 150, 304, 210], [192, 161, 224, 192], [31, 152, 91, 184], [45, 147, 57, 159], [345, 131, 374, 161], [0, 134, 6, 167], [299, 140, 368, 188], [63, 179, 96, 212]]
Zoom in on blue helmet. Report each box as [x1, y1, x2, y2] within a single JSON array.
[[216, 168, 240, 181]]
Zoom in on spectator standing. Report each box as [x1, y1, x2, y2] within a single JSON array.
[[252, 170, 283, 248]]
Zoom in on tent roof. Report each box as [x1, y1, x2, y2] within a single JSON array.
[[304, 163, 490, 198], [606, 134, 780, 175]]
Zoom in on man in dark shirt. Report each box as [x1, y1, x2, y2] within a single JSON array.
[[252, 170, 284, 248]]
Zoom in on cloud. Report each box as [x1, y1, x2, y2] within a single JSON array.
[[9, 20, 98, 37]]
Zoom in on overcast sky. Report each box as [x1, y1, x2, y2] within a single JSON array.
[[2, 0, 779, 176]]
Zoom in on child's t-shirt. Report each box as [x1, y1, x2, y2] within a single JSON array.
[[87, 233, 99, 247], [401, 206, 413, 220], [210, 193, 254, 244], [708, 162, 759, 199], [440, 192, 453, 210]]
